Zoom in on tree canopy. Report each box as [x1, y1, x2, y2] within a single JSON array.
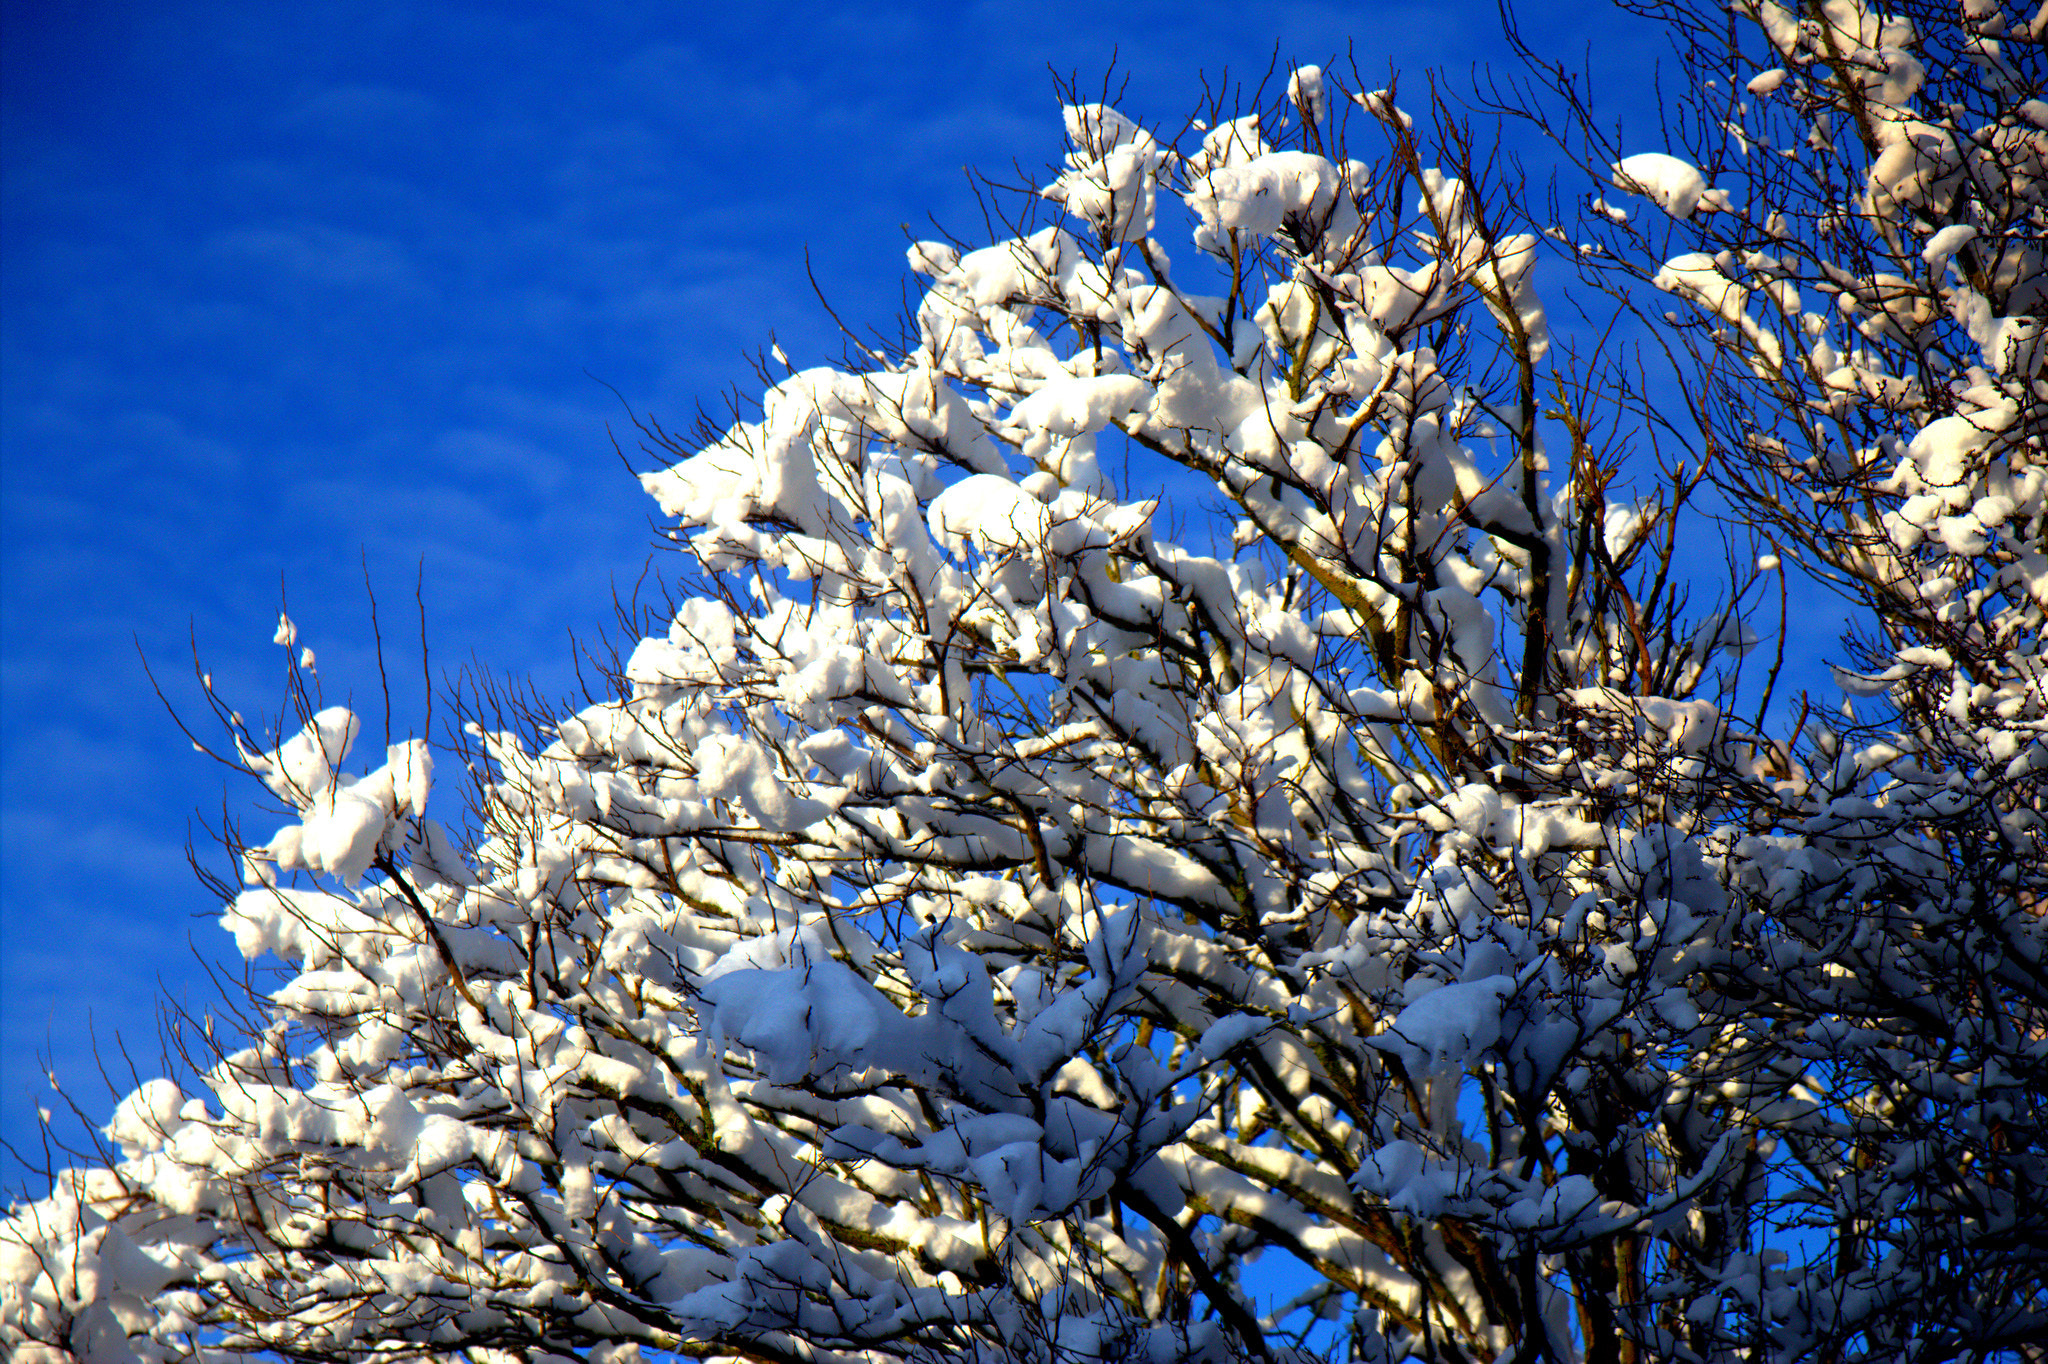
[[5, 1, 2044, 1361]]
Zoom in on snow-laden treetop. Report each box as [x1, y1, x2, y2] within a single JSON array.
[[5, 2, 2044, 1361]]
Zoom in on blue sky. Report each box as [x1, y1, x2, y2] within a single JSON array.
[[0, 0, 1706, 1178]]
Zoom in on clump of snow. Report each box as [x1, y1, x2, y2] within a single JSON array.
[[1188, 151, 1354, 241], [1920, 222, 1978, 266], [1371, 976, 1514, 1078], [1613, 152, 1713, 218], [1287, 65, 1326, 124]]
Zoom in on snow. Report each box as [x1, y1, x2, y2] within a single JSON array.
[[1007, 373, 1151, 440], [16, 31, 2048, 1364], [1612, 152, 1713, 218], [1044, 105, 1168, 245], [1920, 222, 1978, 266], [1188, 151, 1352, 239], [1654, 253, 1747, 322], [255, 706, 358, 804], [1355, 88, 1413, 129], [106, 1080, 187, 1158], [296, 785, 388, 882], [1371, 976, 1514, 1078], [1287, 65, 1326, 125], [700, 952, 896, 1084]]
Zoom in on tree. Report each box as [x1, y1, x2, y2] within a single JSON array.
[[4, 2, 2042, 1360]]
